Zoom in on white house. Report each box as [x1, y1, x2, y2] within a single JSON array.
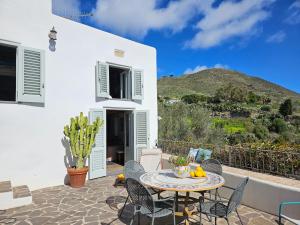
[[0, 0, 158, 191]]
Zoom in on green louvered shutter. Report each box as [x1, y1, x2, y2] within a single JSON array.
[[17, 47, 45, 103], [96, 61, 110, 98], [134, 110, 149, 161], [132, 69, 144, 100], [89, 109, 106, 179]]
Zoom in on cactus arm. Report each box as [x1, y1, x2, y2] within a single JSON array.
[[63, 113, 103, 169]]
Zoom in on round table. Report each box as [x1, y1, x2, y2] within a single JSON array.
[[140, 169, 225, 225]]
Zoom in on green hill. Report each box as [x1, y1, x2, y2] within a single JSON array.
[[158, 69, 300, 102]]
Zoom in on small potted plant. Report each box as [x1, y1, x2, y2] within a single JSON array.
[[64, 112, 103, 188], [169, 155, 193, 178]]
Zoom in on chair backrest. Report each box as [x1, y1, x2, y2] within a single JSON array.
[[140, 148, 162, 172], [124, 160, 145, 181], [226, 177, 249, 215], [201, 159, 222, 175], [125, 178, 154, 213]]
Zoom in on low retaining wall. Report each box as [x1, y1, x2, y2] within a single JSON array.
[[161, 154, 300, 219]]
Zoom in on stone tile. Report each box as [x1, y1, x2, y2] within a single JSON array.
[[0, 176, 285, 225]]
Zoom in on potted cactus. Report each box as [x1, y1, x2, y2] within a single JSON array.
[[64, 112, 103, 188]]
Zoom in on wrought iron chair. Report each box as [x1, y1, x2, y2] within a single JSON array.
[[278, 201, 300, 225], [125, 178, 176, 225], [119, 160, 162, 217], [198, 177, 249, 225]]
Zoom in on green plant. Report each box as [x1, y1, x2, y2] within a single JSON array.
[[279, 99, 293, 117], [253, 124, 269, 139], [261, 105, 271, 112], [269, 118, 288, 134], [64, 112, 103, 169], [169, 155, 193, 167]]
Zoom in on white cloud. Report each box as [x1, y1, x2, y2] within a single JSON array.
[[185, 0, 275, 49], [91, 0, 212, 39], [266, 30, 286, 43], [184, 64, 228, 74], [285, 0, 300, 25], [52, 0, 81, 21]]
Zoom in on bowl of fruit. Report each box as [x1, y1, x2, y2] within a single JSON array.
[[190, 166, 207, 179]]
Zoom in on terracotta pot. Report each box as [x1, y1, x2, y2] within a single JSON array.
[[67, 167, 89, 188]]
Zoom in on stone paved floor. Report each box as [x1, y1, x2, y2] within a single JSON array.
[[0, 176, 293, 225]]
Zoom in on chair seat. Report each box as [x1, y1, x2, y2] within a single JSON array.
[[281, 215, 300, 225], [140, 200, 174, 218], [198, 201, 227, 217]]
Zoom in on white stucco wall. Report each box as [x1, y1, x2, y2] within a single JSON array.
[[0, 0, 158, 190]]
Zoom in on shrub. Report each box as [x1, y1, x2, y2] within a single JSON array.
[[228, 132, 257, 145], [181, 94, 207, 104], [247, 91, 261, 104], [269, 118, 288, 134], [253, 124, 269, 139], [261, 105, 271, 112], [279, 99, 293, 117]]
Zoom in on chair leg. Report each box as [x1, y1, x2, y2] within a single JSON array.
[[129, 207, 136, 225], [151, 217, 155, 225], [215, 217, 217, 225], [236, 209, 243, 225], [173, 210, 176, 225], [278, 215, 282, 225], [119, 195, 129, 217], [225, 218, 230, 225]]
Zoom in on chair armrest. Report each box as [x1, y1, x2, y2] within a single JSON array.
[[221, 185, 235, 190], [199, 195, 228, 204], [279, 201, 300, 216]]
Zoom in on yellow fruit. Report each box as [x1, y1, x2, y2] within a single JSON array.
[[190, 171, 195, 177], [117, 174, 125, 180], [196, 166, 203, 172], [195, 171, 202, 177], [202, 171, 207, 177]]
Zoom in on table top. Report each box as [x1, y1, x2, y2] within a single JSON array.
[[140, 169, 225, 192]]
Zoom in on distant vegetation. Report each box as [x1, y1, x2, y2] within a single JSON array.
[[158, 69, 300, 148]]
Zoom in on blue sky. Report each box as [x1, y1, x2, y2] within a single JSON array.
[[53, 0, 300, 93]]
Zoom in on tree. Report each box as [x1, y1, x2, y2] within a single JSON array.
[[181, 94, 207, 104], [279, 99, 293, 117]]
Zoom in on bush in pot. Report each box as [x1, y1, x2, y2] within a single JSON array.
[[64, 112, 103, 188], [169, 155, 193, 178]]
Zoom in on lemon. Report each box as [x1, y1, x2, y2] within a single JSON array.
[[202, 171, 207, 177], [195, 171, 202, 177], [190, 171, 195, 177]]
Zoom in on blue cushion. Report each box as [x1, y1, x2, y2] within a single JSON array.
[[195, 148, 212, 163], [188, 148, 199, 160]]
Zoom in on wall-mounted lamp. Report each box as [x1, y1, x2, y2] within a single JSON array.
[[48, 27, 57, 40], [48, 26, 57, 52]]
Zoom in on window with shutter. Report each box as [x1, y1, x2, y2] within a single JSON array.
[[132, 69, 144, 100], [17, 46, 45, 103], [96, 61, 110, 98]]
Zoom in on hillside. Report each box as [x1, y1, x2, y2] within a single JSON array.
[[158, 69, 300, 102]]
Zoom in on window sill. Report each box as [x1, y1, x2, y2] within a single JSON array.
[[0, 101, 17, 104]]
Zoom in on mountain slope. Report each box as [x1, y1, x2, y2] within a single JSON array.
[[158, 69, 300, 102]]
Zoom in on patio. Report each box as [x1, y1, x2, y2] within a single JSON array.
[[0, 176, 293, 225]]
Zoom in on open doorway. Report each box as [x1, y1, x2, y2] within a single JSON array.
[[106, 110, 133, 175]]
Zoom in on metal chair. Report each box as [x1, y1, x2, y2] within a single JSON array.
[[201, 159, 222, 176], [125, 178, 176, 225], [198, 177, 249, 225], [278, 201, 300, 225], [120, 160, 162, 217]]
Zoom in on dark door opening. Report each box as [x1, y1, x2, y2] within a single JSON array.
[[106, 110, 133, 171], [0, 45, 16, 101]]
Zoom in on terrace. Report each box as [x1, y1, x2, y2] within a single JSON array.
[[0, 176, 295, 225], [1, 144, 300, 225]]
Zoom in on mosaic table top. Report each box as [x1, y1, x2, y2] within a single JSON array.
[[140, 169, 225, 192]]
